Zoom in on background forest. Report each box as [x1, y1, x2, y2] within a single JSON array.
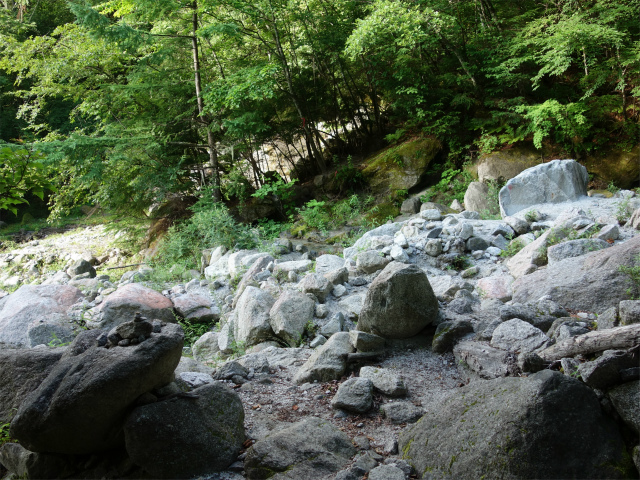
[[1, 0, 639, 236]]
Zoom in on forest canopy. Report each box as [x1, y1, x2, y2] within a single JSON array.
[[1, 0, 639, 217]]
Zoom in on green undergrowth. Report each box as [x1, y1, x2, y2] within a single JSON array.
[[619, 253, 640, 299], [178, 313, 218, 347], [0, 422, 14, 448]]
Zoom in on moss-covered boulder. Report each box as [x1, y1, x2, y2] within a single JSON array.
[[399, 370, 634, 479], [363, 137, 441, 195], [584, 145, 640, 189], [476, 145, 542, 183]]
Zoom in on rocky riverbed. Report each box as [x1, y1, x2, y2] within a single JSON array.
[[1, 160, 640, 479]]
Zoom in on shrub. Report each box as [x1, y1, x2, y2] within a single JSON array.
[[153, 187, 256, 270]]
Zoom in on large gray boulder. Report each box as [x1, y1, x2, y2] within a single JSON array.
[[234, 286, 276, 346], [0, 347, 64, 424], [293, 332, 354, 384], [499, 159, 588, 217], [269, 290, 314, 347], [124, 382, 245, 478], [244, 417, 356, 479], [10, 324, 183, 454], [87, 283, 175, 330], [399, 370, 634, 479], [0, 285, 83, 347], [358, 262, 438, 339], [512, 235, 640, 313]]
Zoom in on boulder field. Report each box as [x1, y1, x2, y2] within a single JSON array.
[[1, 160, 640, 479]]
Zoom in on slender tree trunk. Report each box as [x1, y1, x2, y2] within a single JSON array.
[[191, 1, 221, 200], [269, 11, 326, 173]]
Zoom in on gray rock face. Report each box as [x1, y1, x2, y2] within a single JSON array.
[[359, 366, 406, 397], [608, 380, 640, 434], [454, 341, 517, 380], [293, 332, 354, 384], [124, 383, 245, 478], [491, 318, 550, 353], [368, 464, 406, 480], [0, 285, 83, 347], [620, 300, 640, 325], [0, 347, 64, 424], [499, 159, 589, 216], [10, 324, 184, 454], [399, 370, 633, 479], [234, 286, 276, 347], [192, 331, 220, 362], [244, 417, 356, 479], [90, 283, 175, 330], [331, 377, 374, 413], [380, 402, 424, 424], [301, 273, 332, 302], [512, 235, 640, 313], [269, 290, 314, 347], [355, 250, 390, 274], [358, 262, 438, 339], [547, 238, 610, 264]]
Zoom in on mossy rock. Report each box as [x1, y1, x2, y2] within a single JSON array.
[[362, 137, 441, 195], [475, 145, 543, 183], [365, 201, 400, 225], [583, 145, 640, 189], [236, 197, 279, 223], [587, 189, 614, 198]]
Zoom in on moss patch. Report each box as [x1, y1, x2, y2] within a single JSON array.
[[363, 137, 441, 194], [365, 201, 399, 225], [584, 146, 640, 190]]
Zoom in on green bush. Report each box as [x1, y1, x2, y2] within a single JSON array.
[[297, 199, 331, 231], [153, 188, 256, 270]]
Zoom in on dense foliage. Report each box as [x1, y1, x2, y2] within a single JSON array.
[[1, 0, 639, 218]]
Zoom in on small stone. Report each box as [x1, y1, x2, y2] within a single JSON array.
[[315, 304, 329, 319], [332, 284, 347, 298], [331, 377, 373, 413]]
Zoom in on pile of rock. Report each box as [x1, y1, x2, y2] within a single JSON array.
[[1, 159, 640, 479]]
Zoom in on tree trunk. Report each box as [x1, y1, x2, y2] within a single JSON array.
[[191, 1, 220, 201], [538, 324, 640, 362]]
